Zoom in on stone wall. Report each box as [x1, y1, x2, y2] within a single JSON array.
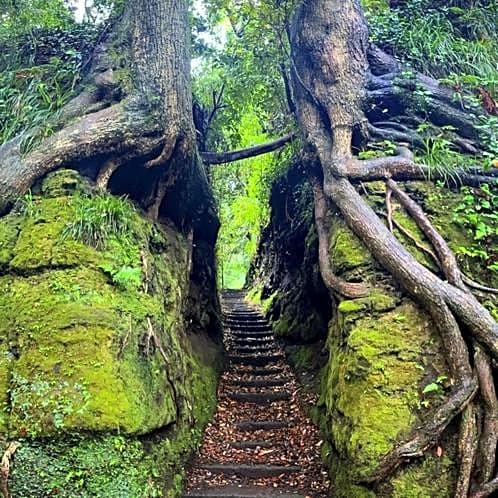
[[0, 170, 221, 497], [250, 163, 498, 496]]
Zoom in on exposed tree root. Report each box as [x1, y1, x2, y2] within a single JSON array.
[[385, 185, 393, 232], [363, 376, 477, 484], [471, 478, 498, 498], [455, 402, 478, 497], [384, 214, 438, 264], [346, 155, 498, 187], [0, 442, 19, 498], [461, 275, 498, 295], [475, 348, 498, 485], [387, 179, 465, 289], [290, 2, 498, 493], [145, 129, 179, 168], [311, 174, 369, 299], [96, 159, 121, 190]]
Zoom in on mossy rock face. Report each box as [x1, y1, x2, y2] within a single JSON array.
[[252, 165, 496, 496], [0, 170, 220, 495], [321, 185, 485, 496]]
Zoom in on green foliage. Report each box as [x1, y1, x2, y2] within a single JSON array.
[[211, 111, 295, 288], [0, 55, 80, 149], [0, 0, 73, 40], [422, 375, 448, 395], [0, 1, 99, 147], [10, 373, 90, 436], [367, 0, 498, 88], [193, 0, 298, 288], [10, 435, 164, 497], [99, 263, 142, 291], [62, 193, 137, 250], [414, 124, 474, 182], [453, 183, 498, 273]]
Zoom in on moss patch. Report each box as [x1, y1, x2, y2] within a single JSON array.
[[0, 170, 220, 495]]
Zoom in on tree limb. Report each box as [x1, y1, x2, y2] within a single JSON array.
[[201, 132, 296, 165]]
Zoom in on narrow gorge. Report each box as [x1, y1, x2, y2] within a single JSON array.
[[0, 0, 497, 497]]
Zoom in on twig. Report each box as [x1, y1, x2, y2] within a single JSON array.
[[385, 185, 394, 232], [0, 442, 19, 498]]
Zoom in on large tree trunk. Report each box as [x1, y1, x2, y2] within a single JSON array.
[[0, 0, 198, 220], [290, 0, 498, 495]]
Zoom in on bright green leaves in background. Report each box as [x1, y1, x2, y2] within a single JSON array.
[[193, 0, 297, 288], [210, 111, 295, 289], [364, 0, 498, 95]]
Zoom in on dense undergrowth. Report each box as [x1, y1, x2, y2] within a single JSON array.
[[0, 3, 99, 149]]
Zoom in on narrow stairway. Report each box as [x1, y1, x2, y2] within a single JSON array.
[[184, 291, 330, 498]]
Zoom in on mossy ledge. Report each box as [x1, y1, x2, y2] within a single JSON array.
[[0, 170, 221, 497], [251, 163, 498, 496]]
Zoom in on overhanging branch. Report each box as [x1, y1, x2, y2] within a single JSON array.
[[201, 132, 296, 165]]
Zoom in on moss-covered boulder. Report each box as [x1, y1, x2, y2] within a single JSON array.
[[251, 163, 497, 497], [321, 180, 498, 496], [0, 170, 220, 496]]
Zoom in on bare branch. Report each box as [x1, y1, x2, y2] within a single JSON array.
[[202, 132, 296, 165]]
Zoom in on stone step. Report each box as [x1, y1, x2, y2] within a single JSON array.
[[184, 486, 305, 497], [243, 367, 285, 376], [229, 353, 283, 366], [231, 341, 274, 349], [235, 420, 290, 431], [226, 325, 270, 332], [232, 346, 276, 355], [230, 330, 273, 338], [226, 322, 267, 326], [224, 312, 261, 318], [229, 378, 291, 388], [226, 391, 290, 403], [230, 440, 276, 449], [232, 336, 274, 344], [197, 464, 301, 479]]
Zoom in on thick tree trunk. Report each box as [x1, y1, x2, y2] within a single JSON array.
[[290, 0, 498, 494], [0, 0, 198, 219]]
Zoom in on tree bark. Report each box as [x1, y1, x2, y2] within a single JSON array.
[[0, 0, 199, 220], [290, 0, 498, 494]]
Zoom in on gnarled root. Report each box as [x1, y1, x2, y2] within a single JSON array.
[[96, 159, 121, 190], [455, 402, 479, 497], [474, 348, 498, 486], [387, 179, 465, 289], [363, 376, 477, 484], [311, 174, 369, 299], [0, 442, 19, 498]]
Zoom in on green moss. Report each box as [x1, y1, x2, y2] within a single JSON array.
[[329, 220, 372, 273], [40, 169, 88, 198], [391, 454, 455, 498], [338, 292, 397, 315], [0, 170, 220, 495], [0, 171, 220, 444], [0, 213, 21, 269], [9, 196, 98, 270], [288, 344, 315, 370], [324, 294, 451, 491]]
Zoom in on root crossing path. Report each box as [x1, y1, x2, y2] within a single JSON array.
[[184, 291, 330, 498]]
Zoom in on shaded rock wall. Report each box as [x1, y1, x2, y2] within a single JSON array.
[[249, 162, 331, 344], [250, 163, 498, 497], [0, 169, 221, 497]]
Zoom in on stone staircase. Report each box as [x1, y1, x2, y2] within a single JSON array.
[[183, 291, 329, 498]]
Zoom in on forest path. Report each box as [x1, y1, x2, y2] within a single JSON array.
[[183, 290, 330, 498]]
